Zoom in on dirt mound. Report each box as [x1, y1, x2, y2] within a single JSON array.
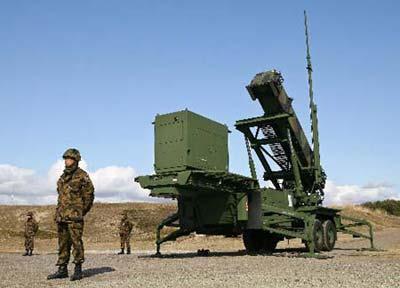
[[1, 202, 399, 252], [339, 205, 400, 230], [0, 202, 176, 244]]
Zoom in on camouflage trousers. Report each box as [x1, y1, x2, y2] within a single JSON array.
[[120, 234, 131, 250], [24, 236, 34, 250], [56, 222, 85, 266]]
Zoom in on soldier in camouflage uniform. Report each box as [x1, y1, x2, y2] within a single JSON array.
[[117, 210, 133, 255], [23, 211, 38, 256], [47, 148, 94, 281]]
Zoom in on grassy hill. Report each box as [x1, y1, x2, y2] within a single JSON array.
[[361, 199, 400, 217], [0, 202, 176, 245], [1, 202, 400, 252]]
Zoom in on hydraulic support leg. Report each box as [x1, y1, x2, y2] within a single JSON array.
[[155, 212, 192, 256], [338, 215, 376, 250]]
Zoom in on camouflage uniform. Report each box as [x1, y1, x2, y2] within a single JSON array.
[[54, 149, 94, 266], [118, 212, 133, 254], [24, 212, 38, 256]]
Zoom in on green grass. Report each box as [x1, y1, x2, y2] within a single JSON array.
[[362, 199, 400, 217]]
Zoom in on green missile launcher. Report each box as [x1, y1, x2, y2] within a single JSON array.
[[135, 11, 376, 256]]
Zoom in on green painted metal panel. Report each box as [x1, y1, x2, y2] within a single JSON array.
[[261, 188, 294, 209], [237, 193, 248, 222], [195, 193, 236, 226], [154, 110, 229, 173]]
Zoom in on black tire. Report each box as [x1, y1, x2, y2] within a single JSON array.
[[322, 220, 336, 251], [243, 230, 279, 254], [243, 230, 263, 253], [261, 233, 279, 253], [306, 219, 324, 252]]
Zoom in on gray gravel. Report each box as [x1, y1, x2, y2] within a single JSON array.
[[1, 229, 400, 288], [1, 250, 399, 288]]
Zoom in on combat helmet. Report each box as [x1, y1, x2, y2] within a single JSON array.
[[62, 148, 81, 162], [26, 211, 33, 217]]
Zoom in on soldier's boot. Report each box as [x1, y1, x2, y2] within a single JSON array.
[[22, 250, 29, 256], [28, 250, 33, 256], [47, 265, 68, 280], [117, 248, 124, 255], [127, 247, 131, 255], [70, 264, 82, 281]]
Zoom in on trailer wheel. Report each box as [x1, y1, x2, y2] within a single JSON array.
[[322, 220, 336, 251], [261, 232, 279, 253], [243, 230, 263, 253], [306, 219, 324, 252]]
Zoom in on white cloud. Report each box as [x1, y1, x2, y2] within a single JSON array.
[[0, 161, 153, 205], [324, 180, 400, 206], [0, 162, 398, 206], [90, 165, 151, 202]]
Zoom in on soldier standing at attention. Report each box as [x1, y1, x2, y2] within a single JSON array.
[[23, 211, 38, 256], [118, 210, 133, 255], [47, 148, 94, 281]]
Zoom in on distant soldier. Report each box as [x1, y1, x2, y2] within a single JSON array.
[[23, 211, 38, 256], [47, 148, 95, 281], [118, 210, 133, 255]]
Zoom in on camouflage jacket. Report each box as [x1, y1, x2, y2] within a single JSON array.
[[55, 168, 95, 223], [25, 218, 39, 237], [119, 218, 133, 236]]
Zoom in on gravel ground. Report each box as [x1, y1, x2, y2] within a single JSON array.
[[1, 228, 400, 288]]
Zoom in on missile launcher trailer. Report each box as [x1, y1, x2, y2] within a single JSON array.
[[135, 12, 375, 256], [136, 82, 374, 256]]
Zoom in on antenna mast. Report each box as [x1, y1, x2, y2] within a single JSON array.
[[304, 10, 322, 185]]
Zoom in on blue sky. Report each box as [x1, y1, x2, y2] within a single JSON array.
[[0, 1, 399, 204]]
